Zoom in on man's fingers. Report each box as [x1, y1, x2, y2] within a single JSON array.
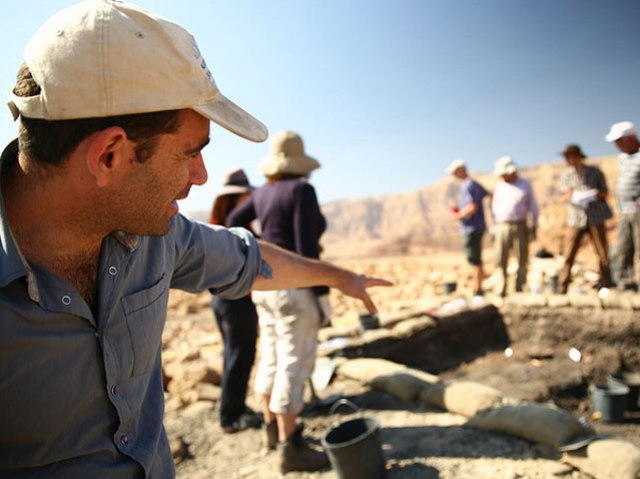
[[360, 292, 378, 314], [364, 277, 394, 288]]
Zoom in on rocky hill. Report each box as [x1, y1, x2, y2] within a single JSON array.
[[320, 156, 618, 258]]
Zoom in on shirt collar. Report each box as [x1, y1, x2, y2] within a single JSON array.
[[0, 139, 40, 300], [0, 140, 138, 302]]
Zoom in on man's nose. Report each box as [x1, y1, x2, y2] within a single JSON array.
[[190, 155, 208, 185]]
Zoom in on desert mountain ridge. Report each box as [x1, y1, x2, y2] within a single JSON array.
[[187, 155, 619, 258]]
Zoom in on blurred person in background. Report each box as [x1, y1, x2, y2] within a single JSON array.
[[558, 144, 613, 293], [446, 159, 490, 296], [491, 156, 538, 296], [228, 130, 331, 473], [209, 168, 262, 433], [605, 121, 640, 291]]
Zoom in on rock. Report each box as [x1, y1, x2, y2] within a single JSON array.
[[169, 436, 189, 460]]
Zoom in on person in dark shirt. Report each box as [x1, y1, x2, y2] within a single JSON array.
[[209, 168, 262, 433], [445, 159, 490, 296], [558, 144, 613, 293], [228, 130, 330, 473]]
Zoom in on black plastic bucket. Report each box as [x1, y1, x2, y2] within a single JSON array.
[[358, 313, 380, 334], [443, 281, 457, 294], [609, 372, 640, 411], [322, 416, 385, 479], [591, 383, 629, 422]]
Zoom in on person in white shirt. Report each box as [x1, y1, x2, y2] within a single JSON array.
[[491, 156, 539, 296], [606, 121, 640, 291]]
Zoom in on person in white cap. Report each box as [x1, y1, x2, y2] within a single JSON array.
[[490, 156, 539, 296], [445, 159, 490, 296], [606, 121, 640, 290], [0, 2, 391, 477], [228, 130, 330, 473]]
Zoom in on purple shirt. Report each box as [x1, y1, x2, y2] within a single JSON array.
[[459, 178, 488, 235]]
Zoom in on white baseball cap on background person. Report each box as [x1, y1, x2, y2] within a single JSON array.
[[7, 0, 268, 143], [605, 121, 636, 142], [445, 158, 466, 175], [494, 155, 517, 176]]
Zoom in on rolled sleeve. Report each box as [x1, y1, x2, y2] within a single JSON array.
[[170, 215, 271, 299]]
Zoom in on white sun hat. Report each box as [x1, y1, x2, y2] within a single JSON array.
[[494, 155, 517, 175], [445, 158, 466, 175], [7, 0, 268, 143], [605, 121, 636, 142], [259, 130, 320, 176]]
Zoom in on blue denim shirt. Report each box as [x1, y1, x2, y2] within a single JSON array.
[[0, 146, 269, 478]]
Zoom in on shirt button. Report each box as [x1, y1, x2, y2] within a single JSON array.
[[111, 385, 118, 395], [108, 266, 118, 276], [120, 435, 129, 445], [61, 295, 72, 305]]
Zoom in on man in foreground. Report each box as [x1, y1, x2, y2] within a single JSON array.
[[0, 1, 390, 477]]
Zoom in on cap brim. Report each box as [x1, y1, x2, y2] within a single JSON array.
[[194, 93, 268, 143]]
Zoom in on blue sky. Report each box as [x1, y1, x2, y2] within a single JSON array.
[[2, 0, 639, 214]]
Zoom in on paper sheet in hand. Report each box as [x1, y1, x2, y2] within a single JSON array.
[[571, 189, 598, 209]]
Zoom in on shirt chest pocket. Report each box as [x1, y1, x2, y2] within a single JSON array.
[[121, 274, 169, 377]]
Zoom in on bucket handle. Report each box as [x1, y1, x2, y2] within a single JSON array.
[[329, 398, 361, 416]]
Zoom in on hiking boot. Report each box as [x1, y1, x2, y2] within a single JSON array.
[[221, 411, 263, 434], [265, 420, 278, 451], [279, 424, 329, 473]]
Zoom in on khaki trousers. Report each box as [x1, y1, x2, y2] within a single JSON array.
[[494, 221, 529, 296], [252, 288, 320, 415]]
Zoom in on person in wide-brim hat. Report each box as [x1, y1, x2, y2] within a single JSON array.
[[227, 129, 330, 472], [259, 130, 321, 177]]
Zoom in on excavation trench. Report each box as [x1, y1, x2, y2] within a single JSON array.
[[321, 302, 640, 447]]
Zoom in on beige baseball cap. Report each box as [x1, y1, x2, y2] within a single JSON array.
[[7, 0, 268, 143]]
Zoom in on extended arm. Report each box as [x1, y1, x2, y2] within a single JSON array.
[[253, 240, 392, 313]]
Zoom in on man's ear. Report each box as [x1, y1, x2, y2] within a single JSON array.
[[85, 127, 130, 188]]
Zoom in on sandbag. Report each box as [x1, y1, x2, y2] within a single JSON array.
[[337, 358, 438, 385], [337, 358, 409, 383], [562, 438, 640, 479], [392, 317, 436, 338], [466, 402, 593, 447], [370, 373, 428, 402], [419, 381, 503, 417]]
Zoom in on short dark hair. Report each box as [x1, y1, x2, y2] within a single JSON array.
[[210, 193, 244, 225], [13, 63, 181, 166]]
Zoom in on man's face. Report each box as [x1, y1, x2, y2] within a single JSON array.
[[502, 172, 517, 183], [564, 153, 582, 168], [614, 135, 640, 155], [453, 167, 467, 180], [116, 109, 210, 236]]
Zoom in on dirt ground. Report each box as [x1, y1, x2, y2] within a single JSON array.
[[165, 253, 639, 478], [169, 377, 588, 479]]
